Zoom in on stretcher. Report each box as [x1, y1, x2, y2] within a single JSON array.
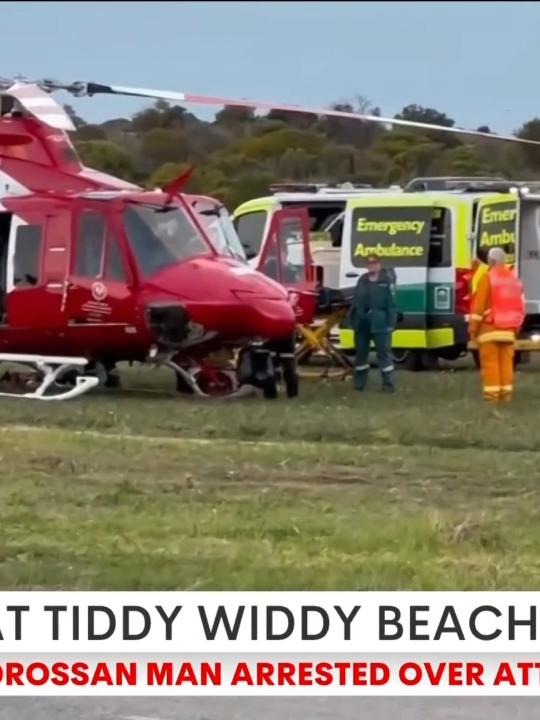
[[295, 306, 354, 380]]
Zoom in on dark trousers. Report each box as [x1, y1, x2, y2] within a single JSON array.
[[353, 330, 394, 390]]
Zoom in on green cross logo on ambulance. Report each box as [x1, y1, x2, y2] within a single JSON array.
[[351, 206, 432, 268], [477, 200, 517, 265]]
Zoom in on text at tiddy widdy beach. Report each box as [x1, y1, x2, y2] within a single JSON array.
[[0, 601, 540, 644]]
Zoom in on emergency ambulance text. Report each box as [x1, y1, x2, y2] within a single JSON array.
[[354, 243, 424, 259], [478, 203, 517, 261], [356, 218, 425, 236]]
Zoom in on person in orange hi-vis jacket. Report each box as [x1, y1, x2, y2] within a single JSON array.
[[469, 246, 525, 401]]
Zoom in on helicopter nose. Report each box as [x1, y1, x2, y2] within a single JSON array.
[[143, 259, 297, 342], [234, 292, 297, 340]]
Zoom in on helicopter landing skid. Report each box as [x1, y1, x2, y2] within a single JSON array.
[[0, 354, 98, 401], [164, 358, 257, 399]]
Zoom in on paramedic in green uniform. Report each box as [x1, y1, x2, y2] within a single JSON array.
[[348, 254, 398, 392]]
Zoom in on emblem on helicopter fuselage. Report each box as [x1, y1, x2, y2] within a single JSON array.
[[91, 282, 107, 302]]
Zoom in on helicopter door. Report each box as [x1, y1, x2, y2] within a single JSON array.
[[5, 211, 65, 330], [258, 207, 312, 283], [257, 207, 315, 323], [66, 207, 135, 335]]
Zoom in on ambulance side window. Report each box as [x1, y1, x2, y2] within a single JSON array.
[[234, 211, 267, 260], [428, 208, 451, 268], [75, 210, 106, 278]]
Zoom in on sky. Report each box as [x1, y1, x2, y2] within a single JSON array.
[[2, 1, 539, 133]]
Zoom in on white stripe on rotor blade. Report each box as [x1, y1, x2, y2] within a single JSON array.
[[109, 84, 186, 102]]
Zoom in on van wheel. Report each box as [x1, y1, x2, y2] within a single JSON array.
[[403, 350, 426, 372], [422, 352, 440, 371], [402, 350, 439, 372], [392, 349, 409, 365]]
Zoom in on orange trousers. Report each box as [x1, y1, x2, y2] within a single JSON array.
[[478, 341, 515, 401]]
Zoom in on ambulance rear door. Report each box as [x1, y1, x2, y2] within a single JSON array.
[[340, 195, 435, 347], [517, 192, 540, 314], [472, 193, 518, 295]]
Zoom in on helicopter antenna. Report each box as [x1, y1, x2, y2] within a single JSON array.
[[162, 165, 195, 205]]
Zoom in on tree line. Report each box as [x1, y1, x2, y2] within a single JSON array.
[[66, 97, 540, 210]]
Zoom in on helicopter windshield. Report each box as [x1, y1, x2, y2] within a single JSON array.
[[123, 203, 211, 277], [197, 206, 247, 261]]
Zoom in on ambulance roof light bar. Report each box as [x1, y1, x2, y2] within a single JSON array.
[[405, 176, 507, 192], [269, 181, 402, 195], [460, 181, 540, 194]]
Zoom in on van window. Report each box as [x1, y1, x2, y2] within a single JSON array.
[[475, 199, 517, 265], [14, 224, 42, 286], [428, 207, 452, 268], [234, 211, 267, 259], [104, 230, 126, 281], [75, 210, 106, 277]]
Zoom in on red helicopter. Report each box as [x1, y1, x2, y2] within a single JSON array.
[[1, 77, 538, 401], [0, 79, 305, 401]]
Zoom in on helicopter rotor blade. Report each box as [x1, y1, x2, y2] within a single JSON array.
[[71, 81, 540, 147], [3, 83, 75, 132], [74, 81, 187, 103]]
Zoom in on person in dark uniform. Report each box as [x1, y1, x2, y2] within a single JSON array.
[[348, 254, 398, 392]]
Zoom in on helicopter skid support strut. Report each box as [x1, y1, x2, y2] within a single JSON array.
[[0, 354, 98, 401], [163, 358, 257, 399]]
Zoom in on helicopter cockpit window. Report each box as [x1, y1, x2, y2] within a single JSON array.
[[123, 204, 210, 277], [75, 211, 106, 278], [14, 224, 42, 286], [234, 211, 267, 260], [199, 207, 247, 261], [104, 230, 126, 281]]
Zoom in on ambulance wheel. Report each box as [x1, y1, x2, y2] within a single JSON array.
[[422, 352, 440, 371], [403, 350, 440, 372], [392, 349, 409, 365], [403, 350, 426, 372]]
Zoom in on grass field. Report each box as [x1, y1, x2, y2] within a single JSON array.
[[2, 358, 540, 591]]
